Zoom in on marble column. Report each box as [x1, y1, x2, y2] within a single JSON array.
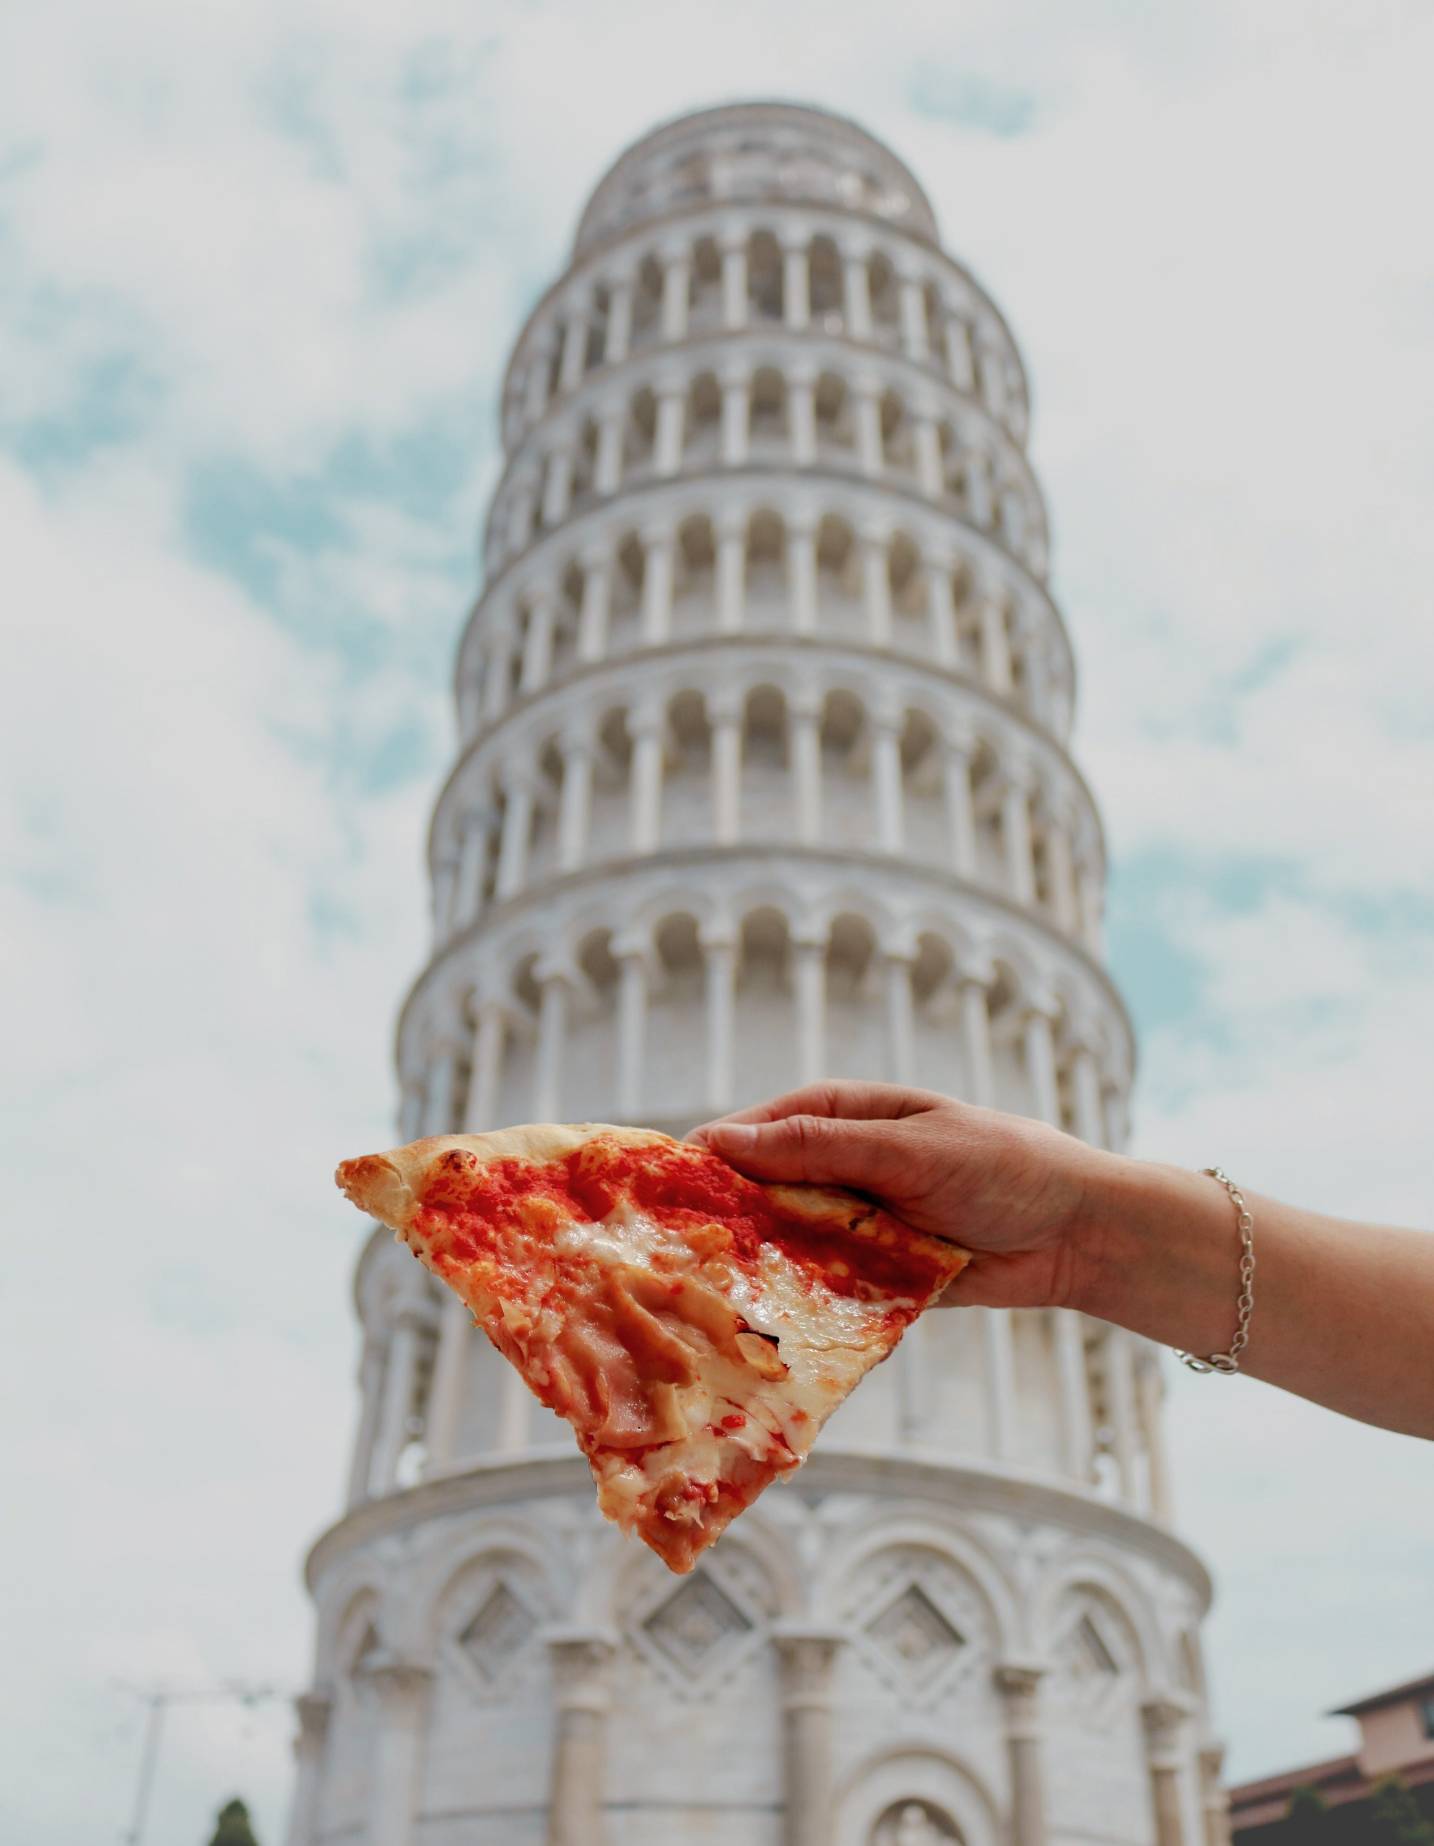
[[793, 937, 826, 1085], [1140, 1357, 1176, 1524], [1199, 1745, 1231, 1846], [942, 735, 978, 878], [1106, 1326, 1140, 1504], [1076, 855, 1106, 956], [959, 974, 996, 1107], [629, 709, 665, 852], [841, 246, 873, 339], [430, 855, 457, 943], [854, 376, 884, 476], [604, 273, 634, 365], [496, 772, 535, 898], [861, 527, 892, 645], [640, 527, 675, 644], [979, 591, 1014, 693], [883, 950, 916, 1084], [1045, 807, 1080, 934], [484, 630, 515, 722], [524, 336, 553, 422], [594, 405, 624, 495], [787, 518, 818, 632], [654, 381, 686, 477], [578, 546, 612, 661], [558, 730, 595, 872], [791, 699, 823, 843], [871, 714, 905, 852], [541, 447, 574, 527], [1002, 772, 1037, 907], [774, 1630, 843, 1846], [615, 945, 648, 1119], [1070, 1045, 1107, 1149], [532, 968, 569, 1120], [284, 1691, 331, 1846], [558, 307, 587, 394], [369, 1312, 422, 1493], [927, 559, 959, 665], [944, 313, 975, 389], [995, 1664, 1050, 1846], [360, 1662, 432, 1846], [345, 1334, 384, 1508], [703, 931, 737, 1113], [977, 337, 1009, 420], [788, 368, 817, 466], [424, 1000, 507, 1473], [964, 447, 995, 529], [520, 589, 557, 693], [452, 814, 490, 933], [782, 237, 810, 329], [898, 268, 930, 360], [1143, 1700, 1190, 1846], [711, 697, 743, 844], [546, 1633, 617, 1846], [720, 363, 750, 466], [660, 242, 691, 342], [913, 410, 943, 497], [716, 513, 747, 631], [720, 231, 749, 330]]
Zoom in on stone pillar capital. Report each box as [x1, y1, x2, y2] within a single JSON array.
[[719, 356, 753, 389], [357, 1657, 434, 1704], [773, 1626, 843, 1707], [1142, 1693, 1195, 1751], [994, 1660, 1048, 1704], [546, 1628, 618, 1713]]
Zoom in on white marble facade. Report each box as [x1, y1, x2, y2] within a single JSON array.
[[290, 103, 1228, 1846]]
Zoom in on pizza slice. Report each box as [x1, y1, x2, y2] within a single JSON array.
[[336, 1123, 967, 1572]]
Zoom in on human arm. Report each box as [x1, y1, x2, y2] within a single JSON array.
[[690, 1082, 1434, 1440]]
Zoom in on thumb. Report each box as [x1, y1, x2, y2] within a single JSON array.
[[701, 1113, 900, 1192]]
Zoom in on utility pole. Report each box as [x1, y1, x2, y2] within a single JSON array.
[[117, 1680, 286, 1846]]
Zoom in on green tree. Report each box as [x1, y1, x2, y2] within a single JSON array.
[[1285, 1784, 1332, 1843], [1370, 1776, 1434, 1846], [207, 1798, 260, 1846]]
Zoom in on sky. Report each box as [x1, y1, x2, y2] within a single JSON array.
[[2, 1, 1432, 1841]]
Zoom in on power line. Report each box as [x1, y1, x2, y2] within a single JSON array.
[[115, 1679, 289, 1846]]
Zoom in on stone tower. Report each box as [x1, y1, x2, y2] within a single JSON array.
[[289, 101, 1227, 1846]]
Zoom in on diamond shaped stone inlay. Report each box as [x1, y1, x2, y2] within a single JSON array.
[[866, 1584, 965, 1682], [459, 1583, 536, 1682], [643, 1570, 752, 1674]]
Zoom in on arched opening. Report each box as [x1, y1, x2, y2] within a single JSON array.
[[749, 228, 784, 322], [816, 515, 863, 643], [588, 704, 635, 861], [746, 509, 786, 629], [888, 531, 926, 653], [911, 930, 961, 1096], [825, 912, 882, 1082], [647, 912, 706, 1119], [740, 685, 791, 840], [661, 689, 714, 846], [624, 384, 658, 481], [564, 925, 620, 1124], [685, 369, 722, 470], [868, 247, 900, 345], [880, 387, 913, 476], [735, 906, 797, 1103], [814, 370, 853, 465], [608, 530, 646, 656], [672, 514, 716, 638], [819, 689, 873, 849], [810, 234, 843, 326], [870, 1801, 963, 1845], [689, 233, 722, 331], [524, 734, 565, 887], [749, 364, 789, 456], [629, 249, 664, 350], [900, 706, 945, 865]]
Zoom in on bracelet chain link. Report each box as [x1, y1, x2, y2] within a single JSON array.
[[1175, 1166, 1256, 1376]]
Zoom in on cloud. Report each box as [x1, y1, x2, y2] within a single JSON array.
[[3, 2, 1433, 1839]]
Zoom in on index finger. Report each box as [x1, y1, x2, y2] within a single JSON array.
[[690, 1081, 941, 1139]]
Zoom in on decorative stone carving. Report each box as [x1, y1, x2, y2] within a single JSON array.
[[865, 1582, 966, 1685], [872, 1799, 961, 1846], [642, 1567, 753, 1676], [459, 1581, 538, 1685]]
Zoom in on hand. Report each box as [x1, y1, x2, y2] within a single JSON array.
[[690, 1080, 1113, 1310]]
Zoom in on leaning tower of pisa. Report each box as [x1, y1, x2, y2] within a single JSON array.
[[288, 102, 1229, 1846]]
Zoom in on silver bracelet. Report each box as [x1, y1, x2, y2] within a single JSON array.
[[1175, 1166, 1256, 1375]]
